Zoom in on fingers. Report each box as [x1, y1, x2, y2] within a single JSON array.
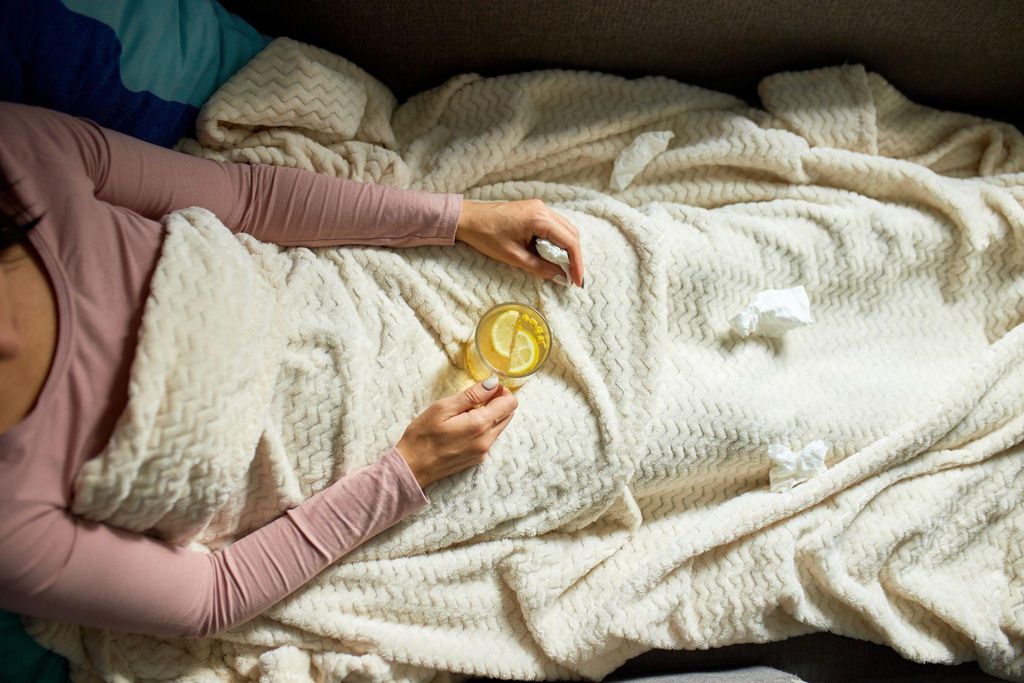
[[513, 244, 566, 281], [480, 388, 518, 457], [469, 386, 518, 429], [549, 211, 584, 286], [442, 377, 502, 416], [454, 384, 517, 437], [470, 408, 515, 464], [486, 409, 515, 437], [548, 209, 580, 241], [535, 214, 585, 287]]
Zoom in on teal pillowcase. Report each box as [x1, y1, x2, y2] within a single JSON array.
[[62, 0, 271, 108], [0, 0, 271, 146]]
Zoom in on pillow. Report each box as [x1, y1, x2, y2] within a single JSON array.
[[0, 0, 272, 146]]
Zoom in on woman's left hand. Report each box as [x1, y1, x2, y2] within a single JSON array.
[[454, 199, 585, 287]]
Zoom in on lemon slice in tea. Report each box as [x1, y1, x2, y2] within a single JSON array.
[[508, 329, 540, 374], [490, 310, 521, 357]]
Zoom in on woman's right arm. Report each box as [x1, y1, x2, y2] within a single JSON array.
[[0, 447, 427, 638], [0, 379, 518, 639]]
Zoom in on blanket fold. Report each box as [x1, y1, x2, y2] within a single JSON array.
[[28, 37, 1024, 683]]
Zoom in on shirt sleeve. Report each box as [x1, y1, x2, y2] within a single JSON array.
[[0, 102, 463, 247], [0, 447, 430, 638]]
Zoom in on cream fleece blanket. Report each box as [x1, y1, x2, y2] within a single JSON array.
[[26, 37, 1024, 682]]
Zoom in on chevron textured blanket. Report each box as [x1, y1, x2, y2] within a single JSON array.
[[26, 37, 1024, 682]]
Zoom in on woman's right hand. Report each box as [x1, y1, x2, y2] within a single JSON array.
[[395, 377, 519, 489]]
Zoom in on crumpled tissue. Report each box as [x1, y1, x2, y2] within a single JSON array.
[[730, 285, 814, 337], [534, 237, 573, 287], [767, 440, 829, 492], [609, 130, 675, 191]]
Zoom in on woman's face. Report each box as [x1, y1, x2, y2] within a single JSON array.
[[0, 252, 24, 361], [0, 179, 28, 361]]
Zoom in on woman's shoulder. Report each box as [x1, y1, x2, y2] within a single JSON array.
[[0, 103, 106, 182], [0, 102, 94, 135]]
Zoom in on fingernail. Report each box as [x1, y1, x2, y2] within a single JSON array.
[[553, 274, 569, 286], [482, 376, 499, 390]]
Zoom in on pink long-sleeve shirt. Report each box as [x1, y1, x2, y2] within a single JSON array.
[[0, 102, 463, 638]]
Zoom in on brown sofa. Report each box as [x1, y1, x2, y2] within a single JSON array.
[[219, 1, 1021, 681]]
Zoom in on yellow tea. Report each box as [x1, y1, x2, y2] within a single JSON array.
[[466, 303, 552, 389]]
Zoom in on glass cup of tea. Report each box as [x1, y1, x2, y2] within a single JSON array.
[[464, 302, 553, 390]]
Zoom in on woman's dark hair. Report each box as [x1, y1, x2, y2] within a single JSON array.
[[1, 173, 42, 253]]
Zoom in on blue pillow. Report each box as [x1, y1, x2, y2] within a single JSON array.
[[0, 0, 272, 146]]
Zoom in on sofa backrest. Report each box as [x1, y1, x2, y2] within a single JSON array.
[[222, 0, 1023, 129]]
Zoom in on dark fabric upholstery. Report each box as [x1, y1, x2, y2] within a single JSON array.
[[216, 3, 1021, 680], [600, 634, 1003, 682], [605, 665, 804, 682], [221, 0, 1023, 129], [461, 633, 1002, 682]]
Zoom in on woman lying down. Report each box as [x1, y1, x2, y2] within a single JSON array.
[[0, 102, 585, 638]]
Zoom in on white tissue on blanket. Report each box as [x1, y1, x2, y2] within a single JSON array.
[[534, 237, 572, 286], [729, 285, 814, 337], [767, 439, 829, 492], [609, 130, 675, 190]]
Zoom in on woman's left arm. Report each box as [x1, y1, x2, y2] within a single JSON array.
[[101, 132, 464, 247], [13, 103, 464, 248], [8, 104, 585, 280]]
